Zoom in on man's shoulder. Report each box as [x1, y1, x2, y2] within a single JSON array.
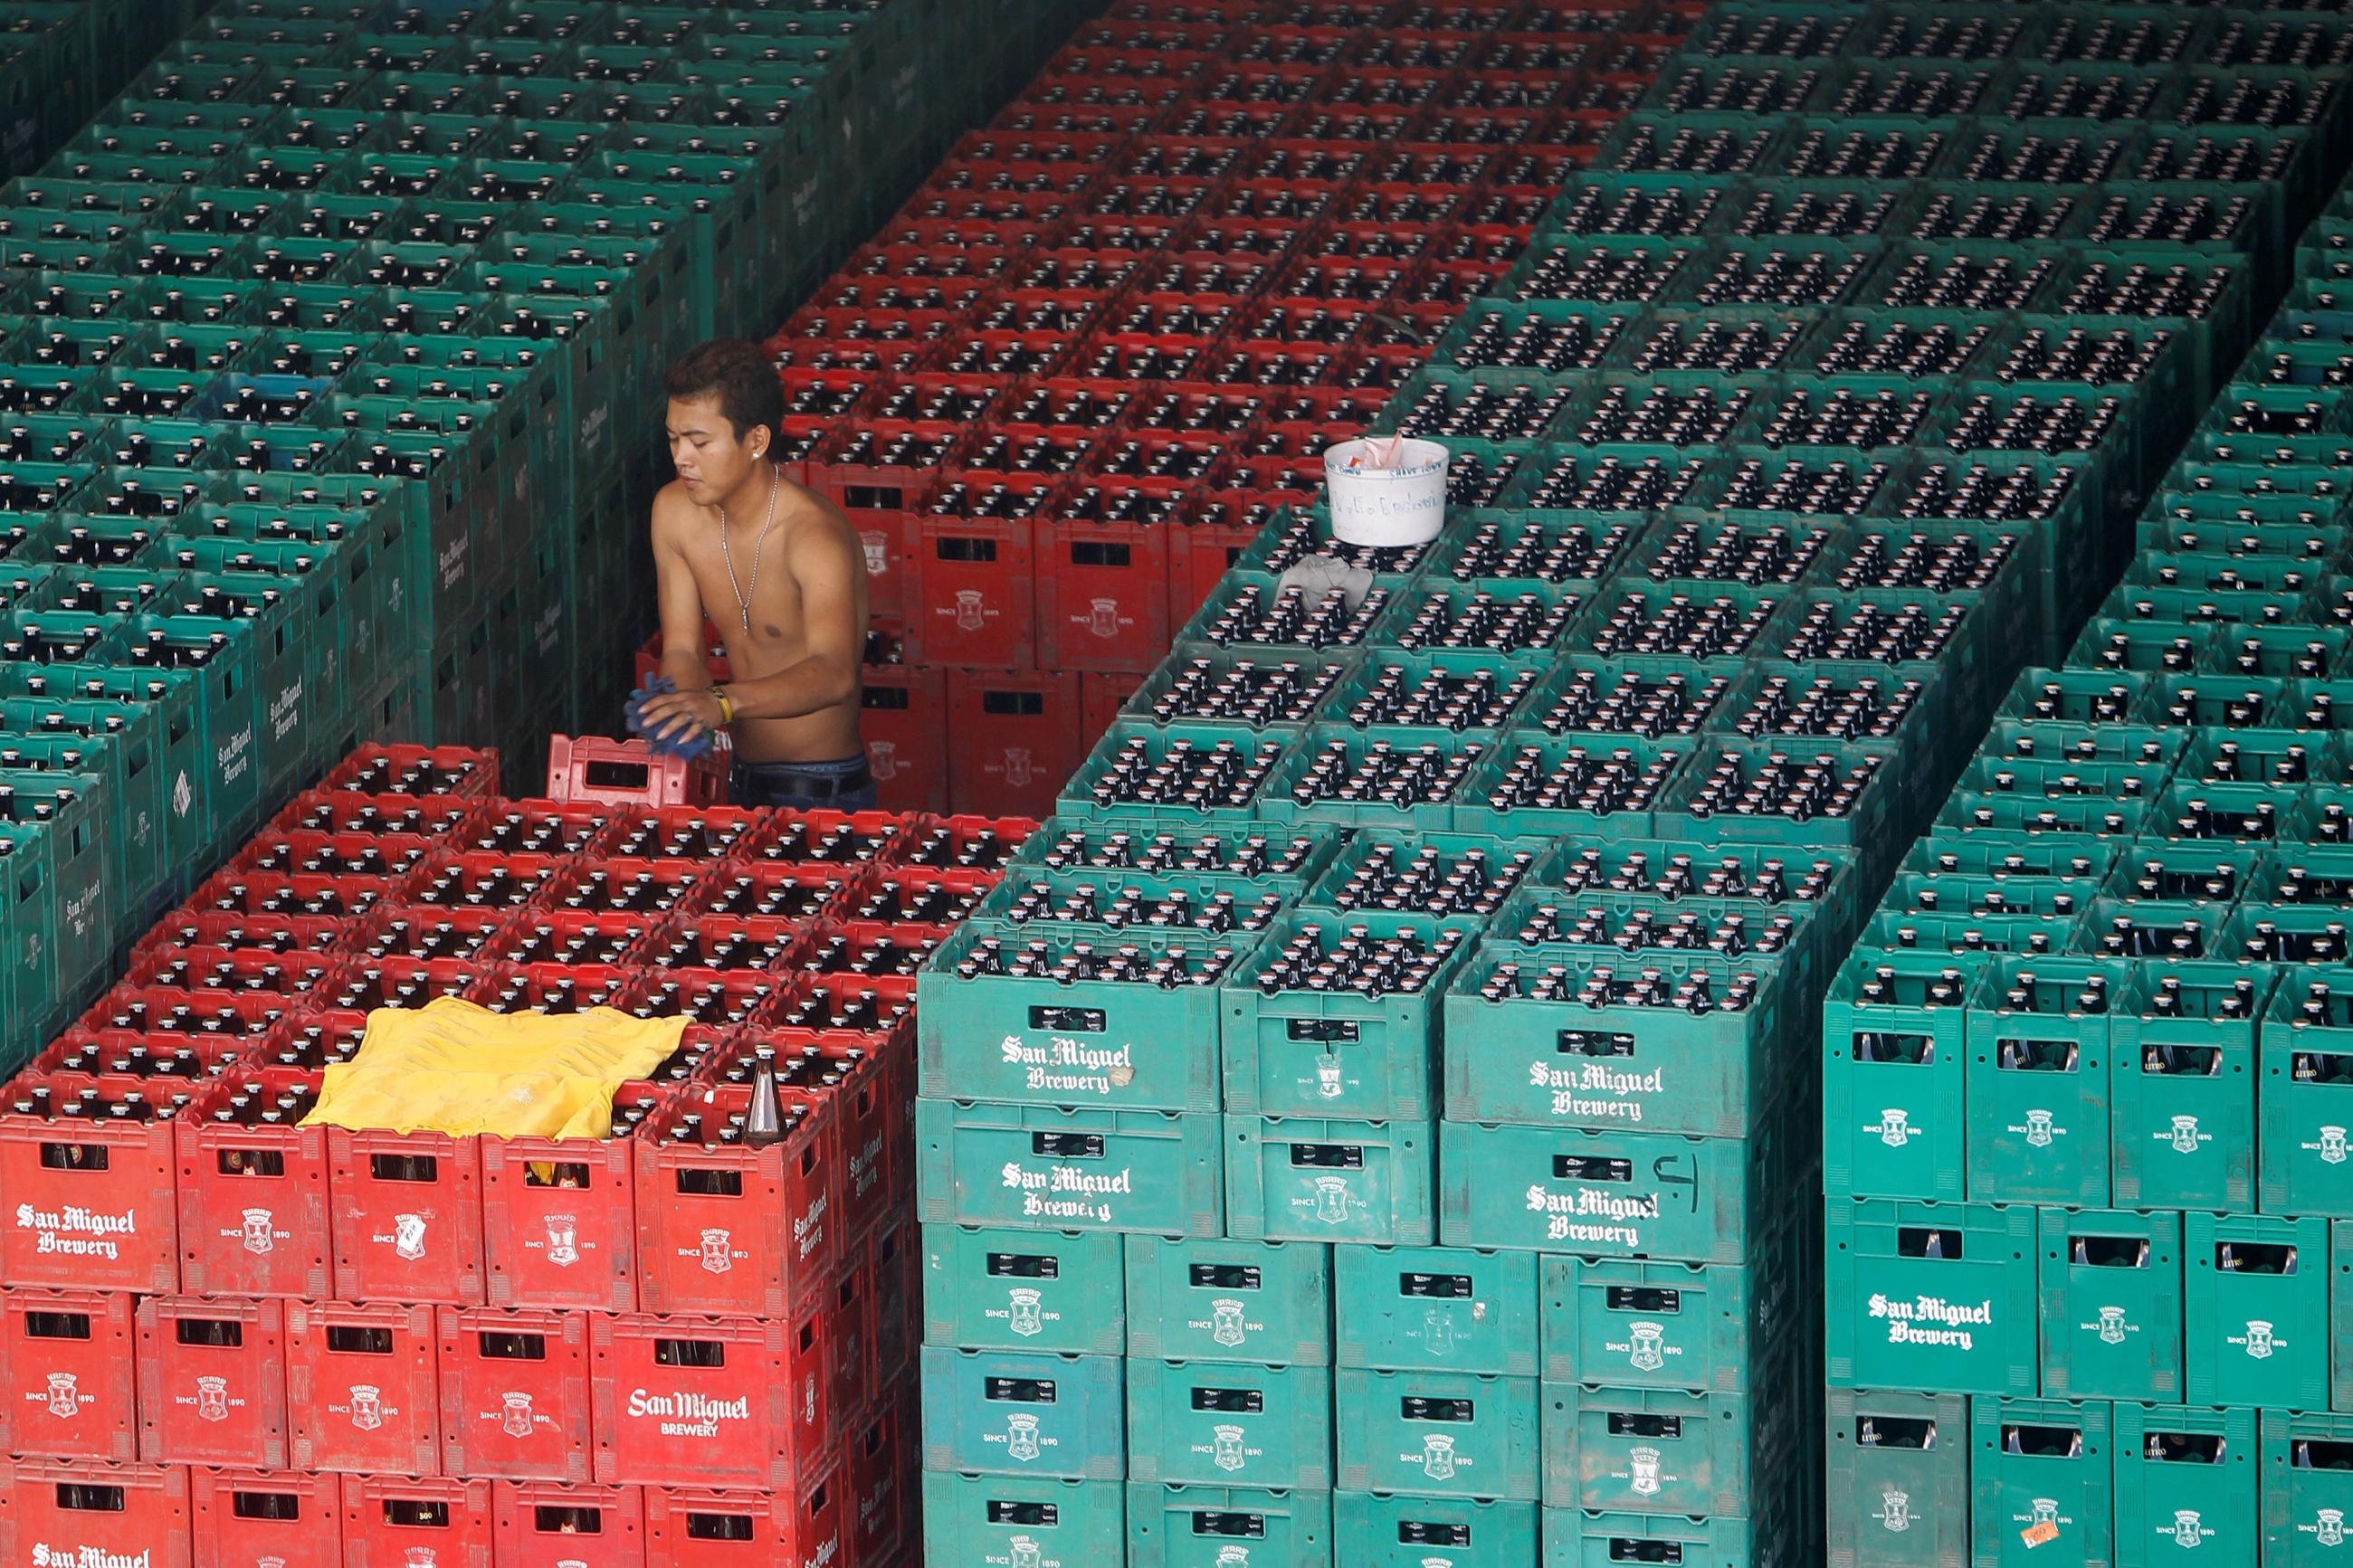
[[781, 478, 858, 551], [648, 479, 701, 538]]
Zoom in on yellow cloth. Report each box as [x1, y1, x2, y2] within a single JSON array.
[[301, 998, 686, 1139]]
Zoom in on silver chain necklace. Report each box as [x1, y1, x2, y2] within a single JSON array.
[[718, 459, 780, 634]]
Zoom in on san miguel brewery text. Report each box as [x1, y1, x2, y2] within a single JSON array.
[[1532, 1060, 1664, 1121], [14, 1203, 135, 1259], [1527, 1185, 1656, 1247], [1002, 1034, 1136, 1098], [1867, 1294, 1995, 1350], [793, 1193, 828, 1261], [626, 1387, 750, 1438], [33, 1548, 152, 1568], [1004, 1161, 1131, 1223]]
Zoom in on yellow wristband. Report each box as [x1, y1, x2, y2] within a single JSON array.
[[713, 686, 735, 726]]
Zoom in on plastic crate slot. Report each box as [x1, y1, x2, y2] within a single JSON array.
[[2215, 1240, 2295, 1273], [986, 1377, 1053, 1402], [989, 1252, 1056, 1278], [40, 1138, 105, 1169], [1189, 1264, 1260, 1289], [24, 1309, 90, 1339], [1402, 1273, 1471, 1298], [1192, 1387, 1263, 1413], [1291, 1143, 1361, 1169], [988, 1501, 1054, 1526], [1405, 1396, 1474, 1421], [1605, 1411, 1679, 1438], [1193, 1511, 1264, 1536], [175, 1316, 241, 1346]]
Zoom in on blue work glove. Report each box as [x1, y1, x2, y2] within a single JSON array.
[[624, 676, 715, 760]]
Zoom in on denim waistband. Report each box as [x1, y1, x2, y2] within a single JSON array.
[[733, 755, 869, 779]]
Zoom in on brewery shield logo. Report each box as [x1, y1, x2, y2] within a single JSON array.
[[1210, 1297, 1248, 1348], [1316, 1054, 1343, 1099], [1311, 1175, 1355, 1226], [2240, 1319, 2278, 1360], [1874, 1108, 1913, 1148], [500, 1392, 536, 1438], [1213, 1423, 1247, 1472], [43, 1372, 76, 1420], [2168, 1115, 2203, 1154], [2098, 1306, 2130, 1345], [954, 590, 986, 632], [1878, 1488, 1912, 1534], [1007, 1536, 1043, 1568], [869, 740, 899, 781], [242, 1207, 277, 1255], [700, 1228, 734, 1275], [1007, 1288, 1044, 1338], [195, 1374, 230, 1423], [1214, 1547, 1250, 1568], [1002, 748, 1035, 789], [1628, 1444, 1662, 1497], [1422, 1306, 1457, 1358], [348, 1383, 384, 1431], [543, 1214, 579, 1268], [1088, 598, 1120, 640], [392, 1212, 428, 1262], [1627, 1321, 1668, 1373], [2315, 1507, 2346, 1547], [1419, 1433, 1457, 1481], [862, 533, 889, 579], [1005, 1412, 1041, 1463], [2024, 1108, 2054, 1148], [2320, 1125, 2348, 1164], [405, 1550, 439, 1568], [2171, 1510, 2209, 1549]]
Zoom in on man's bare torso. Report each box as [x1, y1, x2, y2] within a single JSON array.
[[655, 475, 866, 764]]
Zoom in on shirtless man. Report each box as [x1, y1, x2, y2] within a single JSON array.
[[637, 339, 873, 810]]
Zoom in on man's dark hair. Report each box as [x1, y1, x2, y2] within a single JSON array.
[[662, 338, 783, 442]]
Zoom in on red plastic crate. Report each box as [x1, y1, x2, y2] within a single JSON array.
[[186, 864, 389, 920], [791, 920, 946, 983], [777, 365, 880, 419], [0, 1088, 178, 1293], [0, 1288, 136, 1462], [437, 1307, 592, 1482], [124, 944, 342, 996], [33, 1028, 244, 1082], [811, 271, 988, 317], [0, 1459, 190, 1568], [338, 904, 515, 964], [987, 99, 1163, 139], [1081, 670, 1148, 739], [1172, 512, 1267, 618], [647, 913, 811, 974], [591, 1310, 827, 1490], [269, 788, 481, 841], [545, 735, 727, 809], [764, 337, 932, 377], [481, 1117, 642, 1314], [946, 128, 1132, 170], [259, 1008, 370, 1072], [1035, 517, 1173, 674], [136, 1294, 289, 1468], [778, 304, 966, 349], [838, 865, 996, 927], [328, 1127, 486, 1306], [546, 857, 712, 918], [846, 1400, 907, 1567], [633, 1085, 840, 1317], [338, 1474, 491, 1568], [492, 1480, 644, 1568], [619, 968, 791, 1029], [471, 961, 634, 1015], [907, 513, 1036, 670], [74, 984, 300, 1042], [450, 796, 618, 858], [1000, 379, 1142, 432], [285, 1300, 440, 1476], [1067, 329, 1215, 385], [643, 1470, 846, 1568], [859, 661, 947, 815], [324, 955, 483, 1012], [824, 1253, 869, 1421], [190, 1467, 342, 1568], [400, 849, 567, 911], [946, 668, 1083, 818], [484, 908, 657, 969], [863, 370, 1011, 425], [712, 1029, 905, 1242], [869, 1214, 916, 1388], [596, 804, 776, 863], [322, 742, 498, 798], [1007, 248, 1148, 293], [807, 420, 967, 518], [234, 828, 442, 883], [174, 1068, 332, 1298], [690, 859, 870, 921], [131, 908, 346, 960], [936, 328, 1074, 379]]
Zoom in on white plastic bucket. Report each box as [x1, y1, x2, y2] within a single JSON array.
[[1324, 436, 1449, 547]]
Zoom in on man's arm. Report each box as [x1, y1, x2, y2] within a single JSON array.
[[710, 517, 863, 722], [651, 489, 714, 695]]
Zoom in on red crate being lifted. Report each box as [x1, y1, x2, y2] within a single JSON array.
[[0, 1459, 190, 1568], [135, 1294, 289, 1468], [633, 1082, 840, 1318], [0, 1287, 137, 1462], [285, 1299, 440, 1476], [544, 735, 728, 811], [190, 1466, 342, 1568], [592, 1309, 828, 1490], [437, 1307, 593, 1482], [174, 1068, 331, 1298], [327, 1126, 485, 1307], [338, 1474, 492, 1568], [492, 1480, 645, 1568], [0, 1083, 178, 1293]]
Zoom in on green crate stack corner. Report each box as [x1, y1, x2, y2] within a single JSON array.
[[1810, 5, 2353, 1565], [0, 0, 1086, 1054]]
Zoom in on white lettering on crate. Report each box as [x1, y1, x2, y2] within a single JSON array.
[[1867, 1294, 1993, 1351]]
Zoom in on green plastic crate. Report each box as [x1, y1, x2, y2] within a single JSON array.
[[2109, 963, 2257, 1212], [1125, 1357, 1332, 1490], [916, 1100, 1224, 1238], [922, 1223, 1124, 1357], [2266, 968, 2353, 1218], [1127, 1484, 1329, 1568], [915, 921, 1244, 1114], [1222, 908, 1477, 1121], [1822, 950, 1972, 1202], [1338, 1493, 1537, 1568], [919, 1472, 1124, 1568], [2262, 1410, 2353, 1566], [1445, 946, 1791, 1139], [2112, 1403, 2257, 1566], [0, 761, 109, 993], [2184, 1212, 2329, 1411], [1961, 955, 2131, 1207], [1539, 1382, 1770, 1516], [1541, 1244, 1787, 1394], [106, 610, 262, 847], [2038, 1208, 2184, 1405], [919, 1345, 1123, 1481], [1543, 1506, 1788, 1568], [1439, 1119, 1775, 1264], [1333, 1243, 1539, 1379], [1827, 1387, 1968, 1568], [1339, 1368, 1539, 1501], [1224, 1114, 1434, 1247], [1970, 1397, 2114, 1568], [1824, 1197, 2037, 1397], [1125, 1235, 1330, 1367]]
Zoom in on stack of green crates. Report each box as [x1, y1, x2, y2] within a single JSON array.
[[0, 0, 1096, 1050], [1818, 16, 2353, 1568], [903, 2, 2353, 1562]]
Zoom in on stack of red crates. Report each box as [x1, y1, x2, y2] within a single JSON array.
[[760, 0, 1685, 818], [0, 742, 1027, 1568]]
